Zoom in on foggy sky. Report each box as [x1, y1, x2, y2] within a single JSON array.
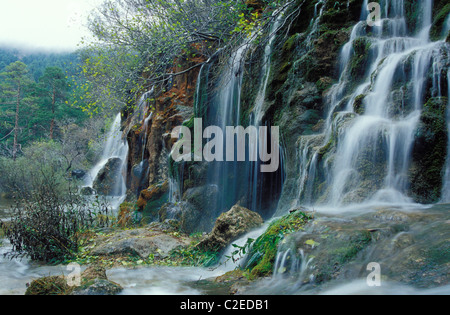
[[0, 0, 103, 52]]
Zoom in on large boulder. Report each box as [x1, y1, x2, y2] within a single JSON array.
[[26, 266, 123, 296], [90, 227, 190, 259], [196, 205, 264, 252], [70, 266, 123, 296], [158, 184, 221, 234], [93, 158, 123, 196]]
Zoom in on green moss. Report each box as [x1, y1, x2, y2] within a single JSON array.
[[353, 94, 366, 115], [349, 37, 372, 80], [430, 3, 450, 41], [244, 211, 312, 279], [315, 230, 373, 283], [283, 34, 300, 53], [410, 97, 448, 203], [25, 276, 71, 295]]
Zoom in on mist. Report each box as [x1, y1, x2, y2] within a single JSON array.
[[0, 0, 103, 52]]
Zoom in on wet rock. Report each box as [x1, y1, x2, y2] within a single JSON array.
[[90, 227, 190, 259], [196, 205, 264, 252], [71, 169, 86, 180], [137, 181, 169, 211], [71, 266, 122, 296], [25, 276, 70, 295], [271, 207, 449, 289], [80, 186, 95, 196], [160, 184, 221, 234], [71, 279, 123, 296], [159, 201, 209, 234], [130, 160, 150, 196], [25, 266, 123, 296], [93, 157, 123, 196], [117, 202, 135, 228]]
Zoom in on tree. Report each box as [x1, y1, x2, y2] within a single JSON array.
[[0, 61, 33, 160], [78, 0, 293, 117], [38, 67, 69, 139]]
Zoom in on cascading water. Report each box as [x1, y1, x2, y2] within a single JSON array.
[[248, 9, 288, 215], [84, 113, 129, 201], [291, 0, 450, 209]]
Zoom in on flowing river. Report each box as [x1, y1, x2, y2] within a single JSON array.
[[1, 196, 449, 295]]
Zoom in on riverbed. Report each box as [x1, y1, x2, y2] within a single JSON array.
[[1, 199, 449, 295]]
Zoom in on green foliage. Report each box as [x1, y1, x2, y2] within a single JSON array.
[[169, 246, 221, 267], [79, 0, 289, 117], [0, 58, 89, 156], [225, 238, 255, 264]]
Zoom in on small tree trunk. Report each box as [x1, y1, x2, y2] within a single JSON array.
[[12, 84, 20, 161], [49, 86, 56, 140]]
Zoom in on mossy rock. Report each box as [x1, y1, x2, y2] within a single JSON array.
[[353, 94, 366, 115], [137, 181, 169, 210], [25, 276, 71, 296], [409, 97, 449, 203], [430, 3, 450, 41], [117, 202, 136, 228], [244, 211, 312, 279], [349, 37, 372, 80]]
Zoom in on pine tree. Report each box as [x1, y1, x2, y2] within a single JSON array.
[[0, 61, 33, 160], [38, 67, 69, 140]]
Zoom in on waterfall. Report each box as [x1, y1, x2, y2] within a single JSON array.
[[273, 249, 313, 285], [248, 10, 287, 214], [292, 0, 449, 209], [206, 43, 249, 215], [84, 113, 129, 198]]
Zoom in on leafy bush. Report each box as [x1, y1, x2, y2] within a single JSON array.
[[1, 167, 111, 264]]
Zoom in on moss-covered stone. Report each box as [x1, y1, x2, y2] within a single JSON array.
[[353, 94, 366, 115], [409, 97, 448, 203], [349, 37, 372, 81], [243, 211, 312, 279], [117, 202, 136, 228], [404, 0, 423, 35], [430, 3, 450, 41], [25, 276, 71, 296]]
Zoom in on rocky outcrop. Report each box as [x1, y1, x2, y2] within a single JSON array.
[[124, 44, 206, 198], [25, 266, 123, 296], [277, 208, 450, 289], [158, 184, 221, 234], [93, 158, 123, 196], [89, 225, 190, 259], [196, 205, 264, 252], [70, 266, 123, 296]]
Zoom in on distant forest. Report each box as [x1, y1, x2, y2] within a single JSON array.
[[0, 47, 92, 159]]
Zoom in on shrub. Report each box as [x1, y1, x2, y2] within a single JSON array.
[[1, 169, 111, 264]]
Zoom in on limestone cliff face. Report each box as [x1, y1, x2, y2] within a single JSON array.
[[122, 45, 206, 199], [121, 0, 450, 230]]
